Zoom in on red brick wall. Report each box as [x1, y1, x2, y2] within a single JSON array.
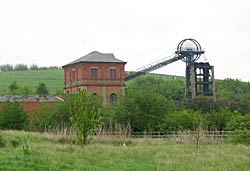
[[0, 102, 57, 129], [106, 85, 124, 105], [0, 102, 57, 116], [64, 63, 125, 82], [63, 62, 126, 105], [87, 85, 102, 95]]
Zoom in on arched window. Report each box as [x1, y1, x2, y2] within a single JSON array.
[[110, 93, 117, 104]]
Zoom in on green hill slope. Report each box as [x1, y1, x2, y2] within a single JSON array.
[[0, 70, 64, 95], [0, 69, 249, 99]]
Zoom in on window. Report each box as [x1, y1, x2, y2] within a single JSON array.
[[110, 93, 117, 104], [91, 67, 98, 79], [76, 68, 79, 80], [110, 68, 116, 80], [72, 69, 76, 81]]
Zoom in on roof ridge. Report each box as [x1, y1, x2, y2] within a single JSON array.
[[62, 51, 126, 67]]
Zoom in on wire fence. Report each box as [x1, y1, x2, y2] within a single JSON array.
[[94, 130, 231, 139], [50, 127, 233, 140]]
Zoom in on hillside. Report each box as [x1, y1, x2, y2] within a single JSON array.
[[0, 70, 183, 95], [0, 69, 249, 100], [0, 70, 64, 95]]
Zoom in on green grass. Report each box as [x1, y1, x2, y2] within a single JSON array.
[[0, 70, 181, 95], [0, 70, 64, 94], [0, 131, 250, 171]]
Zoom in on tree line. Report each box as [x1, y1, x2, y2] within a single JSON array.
[[0, 64, 62, 72], [0, 75, 250, 146], [0, 81, 50, 96]]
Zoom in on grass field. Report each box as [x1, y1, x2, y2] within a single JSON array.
[[0, 70, 181, 95], [0, 70, 64, 94], [0, 131, 249, 171]]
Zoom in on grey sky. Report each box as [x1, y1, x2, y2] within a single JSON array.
[[0, 0, 250, 81]]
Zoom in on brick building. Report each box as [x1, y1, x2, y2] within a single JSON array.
[[0, 95, 63, 114], [62, 51, 126, 105]]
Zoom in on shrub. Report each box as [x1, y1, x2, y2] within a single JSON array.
[[32, 99, 73, 132], [0, 132, 6, 148], [36, 83, 49, 96], [227, 114, 250, 144], [0, 101, 29, 130], [229, 130, 250, 145], [69, 90, 102, 146], [11, 137, 22, 147], [32, 104, 56, 132], [116, 89, 174, 132], [163, 109, 206, 131], [227, 114, 250, 130], [206, 109, 240, 131]]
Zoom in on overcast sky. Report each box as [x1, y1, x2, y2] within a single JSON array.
[[0, 0, 250, 81]]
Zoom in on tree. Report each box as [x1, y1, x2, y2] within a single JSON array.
[[183, 96, 217, 113], [0, 101, 28, 130], [9, 81, 19, 92], [127, 75, 185, 101], [206, 109, 240, 131], [116, 89, 175, 132], [20, 86, 35, 95], [36, 83, 49, 96], [69, 90, 101, 146], [30, 64, 39, 70], [163, 109, 206, 131], [14, 64, 28, 71], [0, 64, 14, 71]]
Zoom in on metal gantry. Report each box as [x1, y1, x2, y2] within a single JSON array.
[[125, 38, 215, 98]]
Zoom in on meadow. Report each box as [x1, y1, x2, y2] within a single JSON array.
[[0, 130, 249, 171], [0, 70, 178, 95], [0, 70, 64, 94]]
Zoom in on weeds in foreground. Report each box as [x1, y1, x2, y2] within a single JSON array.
[[22, 136, 30, 154], [11, 136, 22, 147], [0, 130, 250, 171], [0, 132, 6, 148]]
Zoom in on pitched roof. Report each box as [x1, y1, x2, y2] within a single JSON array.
[[63, 51, 126, 67], [0, 95, 64, 102]]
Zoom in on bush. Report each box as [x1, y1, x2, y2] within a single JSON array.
[[32, 99, 73, 132], [36, 83, 49, 96], [0, 101, 29, 130], [227, 114, 250, 130], [116, 88, 175, 132], [229, 130, 250, 145], [227, 114, 250, 144], [11, 137, 22, 147], [206, 109, 240, 131], [183, 96, 217, 113], [32, 104, 56, 132], [163, 110, 206, 131], [0, 133, 6, 148]]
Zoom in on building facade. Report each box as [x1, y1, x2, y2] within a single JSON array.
[[62, 51, 126, 105]]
